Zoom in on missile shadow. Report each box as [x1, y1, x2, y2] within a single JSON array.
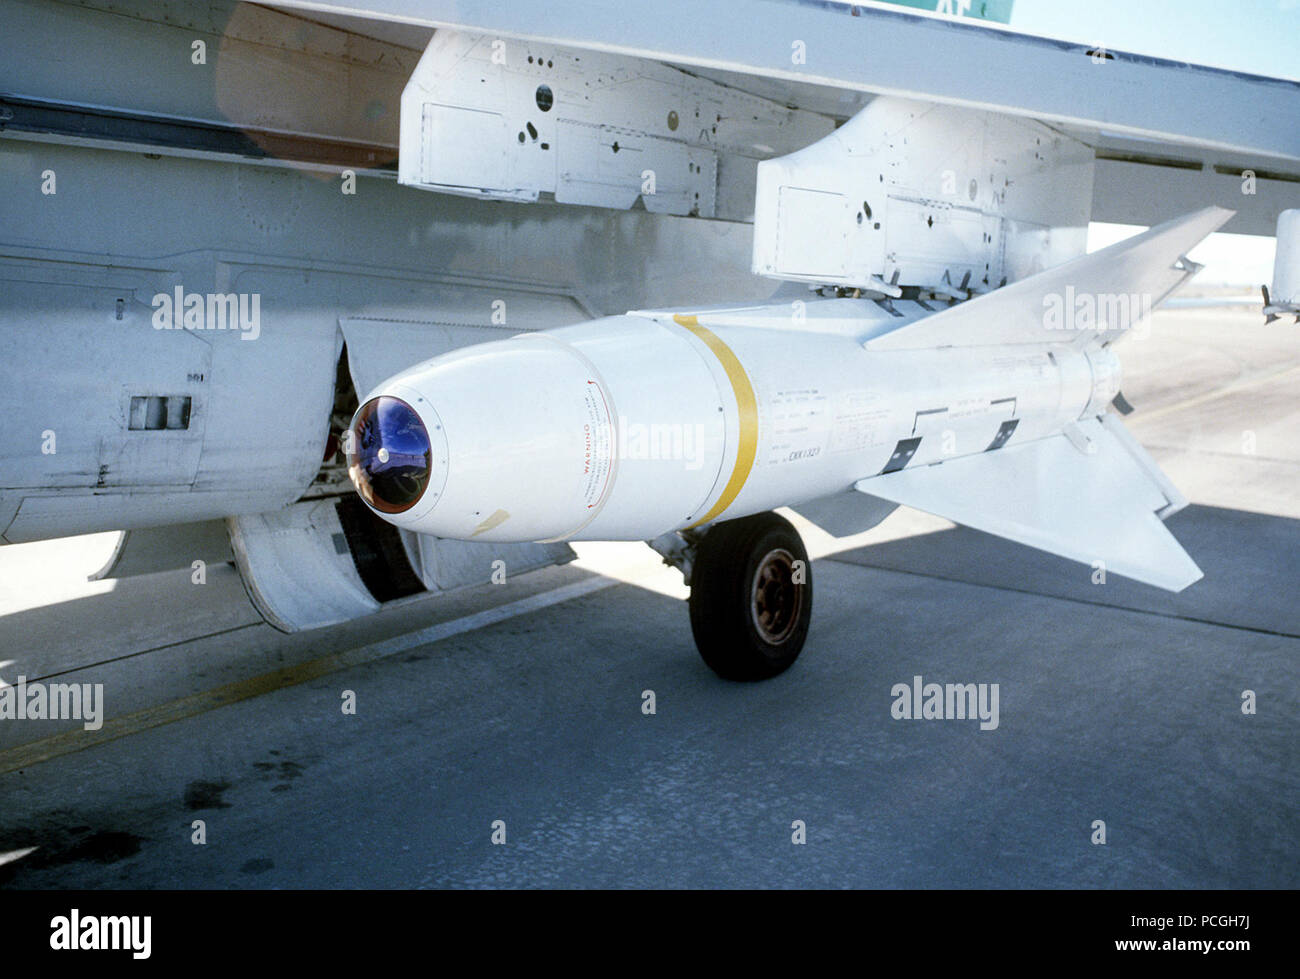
[[825, 504, 1300, 639]]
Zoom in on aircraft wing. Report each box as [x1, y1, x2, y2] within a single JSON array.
[[268, 0, 1300, 235]]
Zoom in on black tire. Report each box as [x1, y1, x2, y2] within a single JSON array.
[[688, 511, 813, 681]]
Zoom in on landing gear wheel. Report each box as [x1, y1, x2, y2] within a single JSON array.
[[688, 511, 813, 681]]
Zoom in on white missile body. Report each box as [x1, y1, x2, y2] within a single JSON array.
[[357, 302, 1115, 544], [348, 206, 1231, 592]]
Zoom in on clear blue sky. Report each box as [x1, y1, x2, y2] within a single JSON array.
[[1009, 0, 1299, 82]]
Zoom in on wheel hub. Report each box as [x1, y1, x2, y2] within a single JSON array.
[[750, 548, 802, 645]]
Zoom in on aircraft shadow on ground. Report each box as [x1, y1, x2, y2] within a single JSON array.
[[827, 505, 1300, 637]]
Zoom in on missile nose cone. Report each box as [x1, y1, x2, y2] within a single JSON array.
[[347, 395, 434, 514], [346, 334, 620, 541]]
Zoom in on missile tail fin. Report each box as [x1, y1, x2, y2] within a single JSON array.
[[854, 415, 1202, 592], [866, 206, 1234, 350]]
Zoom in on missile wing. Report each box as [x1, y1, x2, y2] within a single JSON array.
[[856, 414, 1201, 592]]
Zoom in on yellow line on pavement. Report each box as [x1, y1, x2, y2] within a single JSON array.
[[0, 576, 615, 775]]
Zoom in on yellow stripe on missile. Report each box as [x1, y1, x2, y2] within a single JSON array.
[[673, 314, 758, 528]]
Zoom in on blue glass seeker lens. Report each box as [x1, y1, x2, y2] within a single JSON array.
[[348, 396, 432, 514]]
